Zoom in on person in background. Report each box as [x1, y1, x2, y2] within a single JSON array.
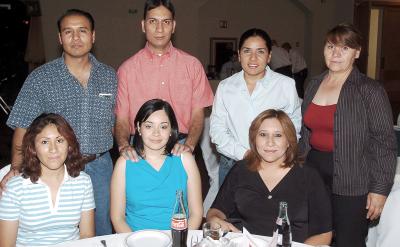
[[210, 28, 301, 186], [219, 50, 241, 80], [300, 23, 397, 247], [269, 40, 292, 77], [2, 9, 117, 235], [0, 113, 95, 247], [207, 109, 332, 245], [115, 0, 213, 161], [282, 42, 308, 98], [111, 99, 203, 232]]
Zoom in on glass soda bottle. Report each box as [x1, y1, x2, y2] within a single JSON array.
[[171, 190, 188, 247], [276, 201, 292, 247]]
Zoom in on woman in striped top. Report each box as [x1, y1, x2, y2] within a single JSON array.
[[0, 113, 95, 247], [300, 23, 397, 247]]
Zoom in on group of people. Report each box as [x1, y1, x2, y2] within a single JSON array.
[[0, 0, 397, 247]]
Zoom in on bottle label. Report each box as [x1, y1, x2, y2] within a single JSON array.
[[171, 217, 187, 230], [277, 233, 282, 245]]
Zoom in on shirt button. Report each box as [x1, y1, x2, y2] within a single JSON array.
[[161, 81, 165, 85], [267, 195, 272, 199]]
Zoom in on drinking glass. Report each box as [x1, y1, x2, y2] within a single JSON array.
[[202, 222, 223, 240]]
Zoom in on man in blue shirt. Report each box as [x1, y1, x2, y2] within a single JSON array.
[[1, 9, 117, 236]]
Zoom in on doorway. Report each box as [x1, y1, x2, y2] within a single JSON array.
[[354, 1, 400, 123]]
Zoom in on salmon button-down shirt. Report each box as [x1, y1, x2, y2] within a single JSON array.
[[116, 43, 214, 134]]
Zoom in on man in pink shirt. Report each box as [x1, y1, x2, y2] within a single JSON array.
[[115, 0, 214, 160]]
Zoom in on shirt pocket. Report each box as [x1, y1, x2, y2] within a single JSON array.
[[91, 94, 114, 121]]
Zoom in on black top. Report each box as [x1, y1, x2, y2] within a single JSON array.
[[300, 67, 397, 196], [211, 160, 332, 243]]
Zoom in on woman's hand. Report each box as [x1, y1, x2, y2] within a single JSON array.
[[366, 192, 387, 220], [208, 216, 240, 233]]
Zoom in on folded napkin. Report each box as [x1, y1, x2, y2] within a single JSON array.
[[242, 227, 257, 247]]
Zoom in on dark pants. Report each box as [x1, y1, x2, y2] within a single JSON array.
[[306, 149, 369, 247], [293, 68, 307, 98]]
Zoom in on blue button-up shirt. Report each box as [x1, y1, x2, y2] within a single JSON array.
[[7, 54, 117, 154]]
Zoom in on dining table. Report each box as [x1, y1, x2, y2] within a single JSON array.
[[52, 229, 312, 247]]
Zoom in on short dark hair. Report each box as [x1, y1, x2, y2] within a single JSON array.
[[246, 109, 298, 171], [132, 99, 179, 157], [143, 0, 175, 19], [21, 113, 85, 183], [238, 28, 272, 52], [325, 23, 362, 50], [57, 9, 95, 32]]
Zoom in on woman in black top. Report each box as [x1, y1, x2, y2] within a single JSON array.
[[207, 109, 332, 245]]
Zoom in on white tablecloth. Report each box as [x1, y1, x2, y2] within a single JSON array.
[[53, 230, 311, 247]]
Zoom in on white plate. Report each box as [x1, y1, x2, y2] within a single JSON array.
[[229, 235, 268, 247], [125, 230, 172, 247]]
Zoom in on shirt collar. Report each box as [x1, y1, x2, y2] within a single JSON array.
[[144, 42, 174, 59], [23, 165, 71, 185], [59, 53, 99, 71]]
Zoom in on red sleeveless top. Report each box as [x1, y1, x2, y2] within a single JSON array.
[[303, 102, 337, 152]]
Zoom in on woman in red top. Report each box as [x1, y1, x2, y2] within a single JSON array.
[[300, 23, 397, 247]]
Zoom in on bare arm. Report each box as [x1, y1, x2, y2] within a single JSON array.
[[304, 231, 332, 246], [181, 152, 203, 229], [0, 220, 18, 247], [110, 156, 132, 233], [206, 208, 240, 232], [79, 209, 95, 239], [172, 108, 204, 155], [0, 128, 26, 194], [115, 116, 139, 161]]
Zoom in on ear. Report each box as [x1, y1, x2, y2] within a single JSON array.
[[137, 122, 141, 135], [355, 48, 361, 59], [171, 20, 176, 34], [141, 20, 146, 33], [267, 52, 272, 64], [92, 30, 96, 44], [58, 33, 63, 45], [237, 50, 241, 62]]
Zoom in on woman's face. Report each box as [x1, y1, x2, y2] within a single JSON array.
[[255, 118, 289, 165], [35, 124, 69, 172], [139, 110, 172, 153], [239, 36, 271, 80], [324, 41, 360, 73]]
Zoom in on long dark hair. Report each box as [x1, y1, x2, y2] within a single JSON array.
[[132, 99, 179, 157], [22, 113, 84, 183]]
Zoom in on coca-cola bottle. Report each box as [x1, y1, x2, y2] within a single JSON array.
[[275, 201, 292, 247], [171, 190, 188, 247]]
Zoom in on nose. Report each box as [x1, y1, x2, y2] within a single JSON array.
[[155, 20, 163, 33], [49, 141, 57, 153], [72, 30, 80, 40], [249, 51, 257, 61], [266, 136, 275, 146], [332, 46, 341, 57], [153, 127, 161, 136]]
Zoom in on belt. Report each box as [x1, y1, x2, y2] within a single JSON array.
[[83, 151, 107, 163]]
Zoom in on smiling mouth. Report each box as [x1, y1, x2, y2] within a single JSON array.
[[248, 64, 258, 68]]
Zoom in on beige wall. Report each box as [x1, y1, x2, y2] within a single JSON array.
[[39, 0, 356, 76]]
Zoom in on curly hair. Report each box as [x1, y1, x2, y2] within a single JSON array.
[[21, 113, 84, 183], [246, 109, 299, 171]]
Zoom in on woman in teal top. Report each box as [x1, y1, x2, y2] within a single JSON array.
[[110, 99, 203, 232]]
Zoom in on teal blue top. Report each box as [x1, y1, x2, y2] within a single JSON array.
[[125, 155, 188, 230]]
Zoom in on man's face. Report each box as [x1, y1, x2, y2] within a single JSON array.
[[141, 5, 176, 54], [58, 15, 95, 59]]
